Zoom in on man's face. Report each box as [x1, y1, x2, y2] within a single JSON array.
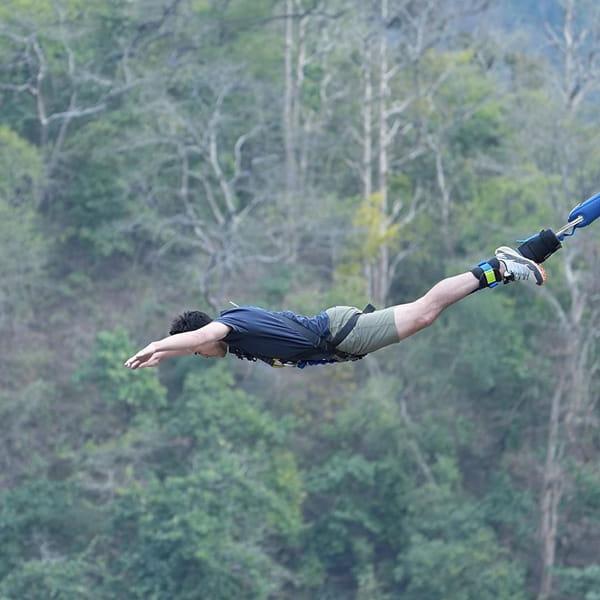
[[195, 340, 228, 359]]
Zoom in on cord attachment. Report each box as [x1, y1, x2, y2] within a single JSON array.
[[517, 229, 561, 263]]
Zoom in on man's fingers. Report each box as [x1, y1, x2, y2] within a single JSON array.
[[124, 355, 141, 369], [125, 344, 157, 369], [125, 351, 156, 369]]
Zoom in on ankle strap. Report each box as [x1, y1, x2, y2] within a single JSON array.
[[478, 261, 499, 288]]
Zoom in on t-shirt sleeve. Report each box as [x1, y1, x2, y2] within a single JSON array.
[[215, 307, 258, 336]]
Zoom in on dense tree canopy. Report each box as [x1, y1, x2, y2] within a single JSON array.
[[1, 0, 600, 598]]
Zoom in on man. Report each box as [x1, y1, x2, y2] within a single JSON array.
[[124, 246, 546, 370]]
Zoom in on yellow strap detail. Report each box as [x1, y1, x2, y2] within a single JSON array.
[[270, 359, 294, 368], [484, 268, 496, 285]]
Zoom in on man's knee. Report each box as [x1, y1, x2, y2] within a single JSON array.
[[414, 309, 437, 330], [394, 300, 438, 339]]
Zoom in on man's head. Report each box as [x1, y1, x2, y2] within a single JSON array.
[[169, 310, 227, 359], [169, 310, 213, 335]]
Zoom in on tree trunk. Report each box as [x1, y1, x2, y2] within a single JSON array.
[[283, 0, 297, 195], [362, 42, 373, 201], [537, 372, 566, 600], [373, 0, 390, 307]]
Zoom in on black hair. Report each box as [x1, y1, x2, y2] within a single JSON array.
[[169, 311, 213, 335]]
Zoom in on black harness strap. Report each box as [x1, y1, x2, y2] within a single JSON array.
[[330, 303, 376, 347], [274, 303, 377, 364]]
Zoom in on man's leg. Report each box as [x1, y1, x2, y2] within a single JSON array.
[[392, 272, 480, 340], [392, 247, 546, 341]]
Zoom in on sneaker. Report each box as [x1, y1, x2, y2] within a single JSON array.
[[495, 246, 547, 286]]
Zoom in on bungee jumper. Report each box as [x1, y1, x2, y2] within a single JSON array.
[[124, 193, 600, 371]]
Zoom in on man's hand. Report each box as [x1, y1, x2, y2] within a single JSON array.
[[124, 343, 157, 370], [124, 322, 231, 370]]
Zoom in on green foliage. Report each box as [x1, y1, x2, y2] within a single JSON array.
[[165, 363, 282, 448], [481, 470, 537, 550], [0, 125, 42, 201], [398, 528, 526, 600], [0, 554, 108, 600], [355, 192, 403, 261], [0, 478, 99, 583], [0, 362, 305, 599], [51, 118, 138, 258], [2, 1, 600, 598], [0, 126, 47, 387], [558, 565, 600, 600], [462, 171, 558, 248], [106, 470, 290, 600], [567, 462, 600, 523], [74, 328, 166, 413], [96, 363, 303, 599], [395, 476, 527, 599], [300, 387, 415, 590]]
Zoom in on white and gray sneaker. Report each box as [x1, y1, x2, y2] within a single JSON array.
[[495, 246, 546, 286]]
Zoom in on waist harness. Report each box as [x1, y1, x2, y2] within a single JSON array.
[[230, 304, 376, 367]]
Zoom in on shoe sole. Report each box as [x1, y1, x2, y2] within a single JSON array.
[[496, 246, 547, 285]]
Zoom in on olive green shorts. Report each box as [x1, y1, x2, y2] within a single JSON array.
[[325, 306, 399, 356]]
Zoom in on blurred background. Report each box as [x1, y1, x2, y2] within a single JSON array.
[[1, 0, 600, 598]]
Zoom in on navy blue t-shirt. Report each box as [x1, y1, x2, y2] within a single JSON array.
[[215, 306, 333, 366]]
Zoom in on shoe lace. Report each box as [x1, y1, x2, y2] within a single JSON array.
[[504, 260, 531, 281]]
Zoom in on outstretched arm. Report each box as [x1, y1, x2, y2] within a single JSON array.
[[124, 321, 231, 369], [127, 349, 192, 369]]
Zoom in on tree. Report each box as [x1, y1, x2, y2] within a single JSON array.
[[0, 125, 45, 344], [513, 3, 600, 597], [319, 0, 492, 305], [91, 363, 304, 599], [0, 0, 134, 186], [0, 123, 50, 457]]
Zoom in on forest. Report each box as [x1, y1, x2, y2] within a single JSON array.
[[1, 0, 600, 598]]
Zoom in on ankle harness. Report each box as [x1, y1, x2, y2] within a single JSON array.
[[517, 229, 561, 264], [472, 259, 501, 289]]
